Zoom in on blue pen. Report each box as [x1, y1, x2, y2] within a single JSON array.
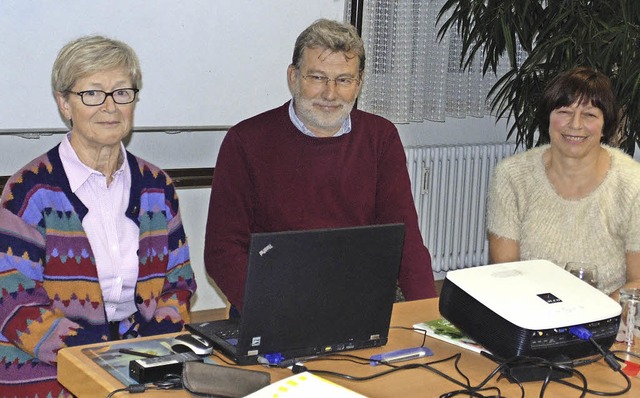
[[369, 346, 433, 366]]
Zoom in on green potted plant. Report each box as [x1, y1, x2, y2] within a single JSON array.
[[437, 0, 640, 154]]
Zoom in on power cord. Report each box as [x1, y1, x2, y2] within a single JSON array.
[[391, 325, 429, 347], [105, 374, 182, 397], [210, 351, 240, 366], [569, 326, 621, 372], [549, 326, 631, 396], [105, 384, 145, 398], [295, 353, 511, 397], [290, 327, 631, 398], [484, 327, 631, 397]]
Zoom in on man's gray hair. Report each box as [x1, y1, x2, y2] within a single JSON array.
[[291, 19, 365, 72]]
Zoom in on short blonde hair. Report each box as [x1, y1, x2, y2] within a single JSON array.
[[51, 35, 142, 95]]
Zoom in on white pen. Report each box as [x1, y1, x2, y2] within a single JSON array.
[[369, 346, 433, 366]]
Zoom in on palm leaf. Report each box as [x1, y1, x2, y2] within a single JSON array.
[[438, 0, 640, 154]]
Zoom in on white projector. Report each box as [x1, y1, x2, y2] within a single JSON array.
[[439, 260, 621, 361]]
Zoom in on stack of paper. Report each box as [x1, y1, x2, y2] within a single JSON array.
[[246, 371, 366, 397]]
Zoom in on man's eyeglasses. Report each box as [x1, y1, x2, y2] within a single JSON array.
[[301, 74, 360, 88], [68, 88, 139, 106]]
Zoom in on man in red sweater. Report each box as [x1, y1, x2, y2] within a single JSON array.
[[204, 19, 436, 314]]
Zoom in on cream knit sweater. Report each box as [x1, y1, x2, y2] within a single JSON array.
[[487, 144, 640, 294]]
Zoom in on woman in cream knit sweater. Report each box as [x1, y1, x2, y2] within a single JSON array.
[[487, 67, 640, 298]]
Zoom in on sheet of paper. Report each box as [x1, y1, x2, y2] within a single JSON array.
[[246, 371, 366, 397], [413, 318, 486, 354]]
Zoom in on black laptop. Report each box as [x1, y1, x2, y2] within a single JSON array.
[[186, 223, 405, 365]]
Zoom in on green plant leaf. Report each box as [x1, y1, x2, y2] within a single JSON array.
[[437, 0, 640, 153]]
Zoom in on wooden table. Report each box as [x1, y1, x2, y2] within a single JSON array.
[[58, 298, 637, 397]]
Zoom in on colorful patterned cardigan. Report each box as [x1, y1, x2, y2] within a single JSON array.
[[0, 145, 197, 397]]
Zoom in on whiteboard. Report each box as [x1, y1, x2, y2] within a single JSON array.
[[0, 0, 346, 130]]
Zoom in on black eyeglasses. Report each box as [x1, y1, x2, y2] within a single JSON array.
[[68, 88, 139, 106]]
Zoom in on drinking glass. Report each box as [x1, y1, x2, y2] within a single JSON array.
[[617, 288, 640, 353], [564, 262, 599, 288]]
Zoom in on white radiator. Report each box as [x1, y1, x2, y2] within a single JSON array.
[[404, 143, 518, 272]]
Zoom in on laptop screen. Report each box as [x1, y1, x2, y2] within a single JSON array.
[[237, 223, 405, 358]]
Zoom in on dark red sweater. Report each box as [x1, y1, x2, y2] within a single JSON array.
[[204, 102, 436, 310]]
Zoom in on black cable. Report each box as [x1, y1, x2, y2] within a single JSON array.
[[153, 374, 183, 390], [552, 369, 631, 397], [439, 387, 501, 398], [300, 353, 509, 397], [588, 337, 622, 372], [450, 350, 472, 387], [471, 355, 525, 398], [301, 346, 631, 398], [541, 363, 587, 398], [389, 325, 498, 392], [390, 325, 429, 347], [211, 351, 239, 366], [306, 329, 517, 397], [106, 384, 147, 397], [305, 352, 383, 366], [611, 348, 640, 363], [106, 386, 135, 398], [491, 351, 630, 397], [186, 326, 628, 398], [570, 354, 606, 367], [549, 340, 632, 397], [105, 374, 183, 397], [295, 358, 434, 381]]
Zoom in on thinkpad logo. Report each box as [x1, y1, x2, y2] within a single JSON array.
[[259, 244, 273, 256]]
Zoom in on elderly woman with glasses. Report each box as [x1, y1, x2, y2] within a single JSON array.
[[0, 35, 196, 397]]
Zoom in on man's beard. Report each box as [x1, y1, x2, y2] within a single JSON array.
[[292, 89, 355, 135]]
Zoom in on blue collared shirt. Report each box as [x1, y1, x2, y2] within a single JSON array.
[[288, 99, 352, 137]]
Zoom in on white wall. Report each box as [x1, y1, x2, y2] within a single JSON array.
[[0, 0, 517, 312], [0, 0, 346, 312], [0, 0, 347, 130]]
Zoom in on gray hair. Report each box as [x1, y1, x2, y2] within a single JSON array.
[[292, 19, 365, 72], [51, 35, 142, 95]]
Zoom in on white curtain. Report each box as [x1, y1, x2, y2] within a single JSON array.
[[348, 0, 521, 123]]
